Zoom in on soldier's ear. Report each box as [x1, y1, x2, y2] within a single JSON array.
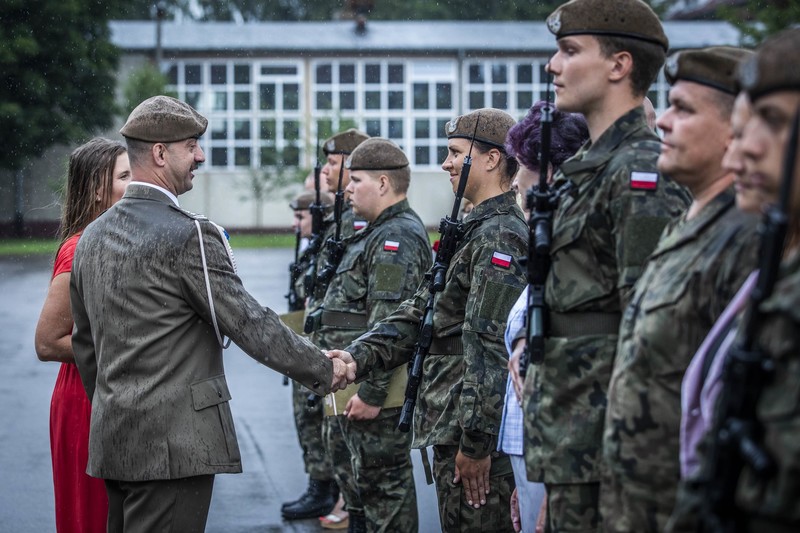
[[152, 143, 168, 167], [379, 174, 390, 195]]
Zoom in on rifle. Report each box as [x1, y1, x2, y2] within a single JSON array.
[[303, 134, 326, 296], [699, 110, 799, 533], [398, 116, 480, 432], [519, 79, 560, 378], [315, 154, 347, 289], [286, 226, 304, 313]]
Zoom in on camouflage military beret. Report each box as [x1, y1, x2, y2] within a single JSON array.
[[120, 96, 208, 142], [547, 0, 668, 52], [345, 138, 408, 171], [289, 190, 334, 210], [664, 46, 753, 95], [322, 128, 370, 155], [739, 28, 800, 102], [445, 108, 516, 149]]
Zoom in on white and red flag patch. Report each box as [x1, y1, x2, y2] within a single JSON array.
[[354, 220, 368, 230], [384, 240, 400, 252], [491, 251, 512, 268], [630, 171, 658, 190]]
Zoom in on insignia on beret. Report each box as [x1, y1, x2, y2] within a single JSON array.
[[327, 140, 336, 152], [739, 57, 759, 93], [448, 117, 459, 133], [665, 54, 680, 79], [547, 11, 561, 34], [344, 156, 352, 169]]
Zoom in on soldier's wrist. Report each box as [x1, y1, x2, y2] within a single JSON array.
[[356, 384, 386, 407], [459, 430, 496, 459]]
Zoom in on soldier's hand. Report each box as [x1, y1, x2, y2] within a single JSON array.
[[344, 393, 381, 421], [453, 450, 491, 509], [510, 487, 521, 532], [536, 491, 548, 533], [509, 339, 526, 404], [327, 351, 356, 391]]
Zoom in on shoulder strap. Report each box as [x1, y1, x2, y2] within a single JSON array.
[[194, 219, 232, 349]]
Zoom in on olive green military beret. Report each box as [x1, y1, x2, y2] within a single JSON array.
[[739, 28, 800, 102], [345, 138, 409, 171], [322, 128, 370, 155], [547, 0, 668, 52], [445, 108, 516, 149], [664, 46, 753, 95], [120, 96, 208, 143], [290, 190, 334, 211]]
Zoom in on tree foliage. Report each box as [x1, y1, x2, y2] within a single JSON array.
[[122, 63, 177, 116], [0, 0, 120, 170], [718, 0, 800, 46]]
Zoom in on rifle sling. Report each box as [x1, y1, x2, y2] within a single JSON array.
[[429, 336, 463, 355], [549, 311, 621, 338]]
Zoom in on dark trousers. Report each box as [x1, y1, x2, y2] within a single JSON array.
[[105, 475, 215, 533]]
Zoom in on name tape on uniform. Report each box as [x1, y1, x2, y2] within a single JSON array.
[[491, 251, 512, 268], [630, 171, 658, 190]]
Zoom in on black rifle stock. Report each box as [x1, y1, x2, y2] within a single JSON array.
[[286, 227, 304, 312], [303, 135, 326, 295], [316, 154, 347, 289], [398, 117, 480, 432], [700, 110, 799, 533]]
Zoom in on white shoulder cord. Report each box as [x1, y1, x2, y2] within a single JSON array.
[[195, 219, 232, 349]]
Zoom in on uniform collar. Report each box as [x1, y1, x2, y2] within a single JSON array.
[[370, 198, 411, 227], [126, 181, 180, 206]]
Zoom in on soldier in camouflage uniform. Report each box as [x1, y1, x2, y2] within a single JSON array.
[[311, 138, 432, 532], [331, 108, 529, 533], [668, 28, 800, 533], [507, 1, 691, 531], [600, 47, 758, 532], [283, 129, 369, 521]]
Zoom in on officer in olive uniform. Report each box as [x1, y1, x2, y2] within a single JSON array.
[[311, 138, 432, 532], [330, 108, 529, 533], [601, 47, 758, 533], [70, 96, 350, 532], [668, 28, 800, 533], [283, 128, 370, 521], [507, 1, 691, 530]]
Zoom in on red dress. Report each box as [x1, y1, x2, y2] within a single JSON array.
[[49, 234, 108, 532]]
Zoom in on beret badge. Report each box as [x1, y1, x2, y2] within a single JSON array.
[[447, 117, 459, 133], [547, 11, 562, 34], [665, 54, 680, 79], [326, 140, 336, 152]]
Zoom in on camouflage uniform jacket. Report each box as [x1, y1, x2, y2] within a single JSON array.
[[347, 191, 527, 457], [524, 106, 691, 483], [311, 199, 432, 407], [602, 189, 758, 518]]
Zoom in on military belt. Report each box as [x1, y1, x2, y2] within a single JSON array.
[[320, 310, 368, 329], [549, 311, 621, 338], [429, 336, 463, 355]]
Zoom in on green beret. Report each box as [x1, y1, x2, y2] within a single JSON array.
[[346, 138, 409, 171], [739, 28, 800, 102], [290, 190, 334, 211], [120, 96, 208, 143], [322, 128, 370, 155], [445, 108, 516, 149], [547, 0, 668, 52], [664, 46, 753, 95]]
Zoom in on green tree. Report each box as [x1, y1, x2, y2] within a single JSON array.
[[122, 63, 177, 117], [718, 0, 800, 46]]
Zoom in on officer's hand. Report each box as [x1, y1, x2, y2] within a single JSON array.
[[328, 352, 356, 391], [536, 491, 548, 533], [453, 450, 491, 509], [510, 487, 521, 532], [509, 339, 526, 404], [344, 393, 381, 421]]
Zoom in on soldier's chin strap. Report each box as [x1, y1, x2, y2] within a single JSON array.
[[195, 219, 233, 349]]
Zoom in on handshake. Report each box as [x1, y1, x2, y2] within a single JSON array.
[[325, 349, 357, 391]]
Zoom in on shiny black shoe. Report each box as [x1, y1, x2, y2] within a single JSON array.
[[281, 479, 338, 520], [347, 510, 367, 533]]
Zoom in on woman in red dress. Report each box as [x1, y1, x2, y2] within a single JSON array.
[[35, 138, 131, 532]]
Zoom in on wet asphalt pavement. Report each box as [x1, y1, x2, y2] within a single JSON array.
[[0, 248, 439, 532]]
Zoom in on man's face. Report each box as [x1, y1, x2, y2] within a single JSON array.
[[293, 209, 312, 238], [322, 153, 350, 196], [723, 93, 764, 214], [656, 81, 732, 191], [345, 170, 382, 222], [548, 35, 611, 114], [164, 138, 205, 195], [741, 90, 800, 209]]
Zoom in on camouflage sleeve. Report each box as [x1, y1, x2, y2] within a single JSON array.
[[357, 230, 432, 406], [459, 229, 527, 458]]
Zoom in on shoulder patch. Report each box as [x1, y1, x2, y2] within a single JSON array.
[[630, 171, 658, 191], [354, 219, 368, 231], [383, 240, 400, 252], [169, 204, 209, 220], [491, 251, 512, 269]]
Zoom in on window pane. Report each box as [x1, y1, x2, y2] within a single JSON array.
[[167, 65, 178, 85], [340, 118, 358, 130], [437, 145, 448, 164], [317, 119, 333, 139], [415, 119, 430, 139], [234, 91, 250, 110], [437, 119, 448, 139], [469, 64, 483, 84], [260, 120, 275, 140], [260, 146, 277, 166], [213, 92, 227, 111], [234, 64, 250, 84], [185, 64, 201, 84], [365, 64, 381, 84], [365, 91, 381, 110], [261, 65, 297, 75], [388, 119, 403, 139], [413, 83, 429, 109], [316, 91, 333, 110], [517, 91, 533, 110], [539, 64, 550, 82], [184, 91, 200, 109], [340, 64, 355, 83], [234, 147, 250, 167], [283, 146, 300, 166], [234, 120, 250, 139], [492, 64, 508, 83], [415, 146, 430, 165], [492, 91, 508, 109], [517, 64, 532, 84], [366, 119, 381, 137], [259, 84, 275, 110], [436, 83, 452, 110], [388, 64, 404, 83], [283, 83, 299, 110], [316, 64, 332, 84], [211, 120, 227, 140], [469, 91, 484, 109], [211, 64, 226, 85], [284, 121, 300, 141], [340, 91, 355, 110], [388, 90, 404, 109], [212, 147, 227, 167]]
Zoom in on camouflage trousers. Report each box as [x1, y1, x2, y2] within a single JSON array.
[[544, 481, 600, 533], [338, 407, 418, 533], [600, 468, 675, 532], [323, 414, 362, 514], [291, 380, 331, 480], [432, 445, 516, 533]]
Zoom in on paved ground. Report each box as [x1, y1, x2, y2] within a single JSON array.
[[0, 248, 440, 532]]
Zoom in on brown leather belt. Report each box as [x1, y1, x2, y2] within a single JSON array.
[[549, 311, 621, 337], [320, 310, 368, 329], [429, 336, 463, 355]]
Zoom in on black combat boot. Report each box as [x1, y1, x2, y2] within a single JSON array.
[[347, 510, 367, 533], [281, 478, 338, 520]]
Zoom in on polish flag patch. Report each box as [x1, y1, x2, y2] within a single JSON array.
[[491, 251, 512, 268], [384, 240, 400, 252], [630, 171, 658, 190], [354, 220, 368, 231]]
